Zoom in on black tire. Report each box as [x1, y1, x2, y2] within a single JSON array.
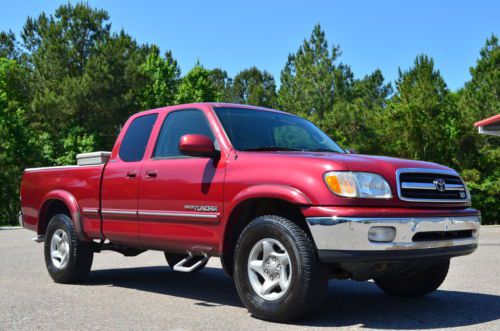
[[164, 252, 207, 273], [233, 215, 328, 322], [44, 214, 93, 283], [374, 259, 450, 297]]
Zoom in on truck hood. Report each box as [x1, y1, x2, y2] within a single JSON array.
[[244, 151, 453, 173], [309, 152, 451, 172], [232, 151, 466, 208]]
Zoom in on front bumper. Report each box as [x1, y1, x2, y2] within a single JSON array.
[[306, 215, 480, 263]]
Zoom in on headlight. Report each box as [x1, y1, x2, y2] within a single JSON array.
[[323, 171, 392, 199]]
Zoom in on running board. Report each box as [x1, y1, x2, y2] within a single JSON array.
[[173, 252, 209, 272]]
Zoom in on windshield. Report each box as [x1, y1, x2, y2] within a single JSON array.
[[213, 107, 345, 153]]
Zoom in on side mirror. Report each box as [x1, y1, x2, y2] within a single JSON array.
[[179, 134, 216, 157]]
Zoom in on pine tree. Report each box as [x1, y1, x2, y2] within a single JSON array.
[[139, 46, 181, 109], [456, 35, 499, 224], [232, 66, 277, 108], [278, 24, 342, 121], [380, 55, 459, 165], [176, 64, 220, 104]]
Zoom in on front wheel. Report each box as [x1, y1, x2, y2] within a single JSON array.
[[374, 259, 450, 297], [44, 214, 93, 283], [233, 215, 328, 322]]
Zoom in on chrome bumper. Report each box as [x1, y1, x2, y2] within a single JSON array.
[[306, 215, 480, 253]]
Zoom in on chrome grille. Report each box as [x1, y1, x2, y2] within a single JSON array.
[[396, 169, 468, 202]]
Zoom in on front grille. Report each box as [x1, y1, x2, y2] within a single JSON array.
[[397, 169, 468, 202]]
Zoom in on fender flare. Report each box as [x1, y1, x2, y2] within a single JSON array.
[[230, 184, 312, 209], [38, 190, 89, 241], [221, 184, 311, 250]]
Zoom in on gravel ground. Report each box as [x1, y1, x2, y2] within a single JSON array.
[[1, 227, 499, 330]]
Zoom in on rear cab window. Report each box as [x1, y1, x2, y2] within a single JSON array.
[[119, 113, 158, 162]]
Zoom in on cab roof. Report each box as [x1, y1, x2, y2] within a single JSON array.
[[135, 102, 289, 117]]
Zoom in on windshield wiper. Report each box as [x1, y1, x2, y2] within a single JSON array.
[[243, 146, 304, 152], [306, 148, 342, 153]]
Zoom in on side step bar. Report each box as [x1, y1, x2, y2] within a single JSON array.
[[173, 252, 209, 272]]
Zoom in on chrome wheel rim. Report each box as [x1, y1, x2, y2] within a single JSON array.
[[50, 229, 70, 269], [247, 238, 292, 300]]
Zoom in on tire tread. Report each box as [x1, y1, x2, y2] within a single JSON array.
[[234, 215, 327, 322], [44, 214, 93, 283]]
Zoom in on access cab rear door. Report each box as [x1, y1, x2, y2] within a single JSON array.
[[101, 112, 159, 245]]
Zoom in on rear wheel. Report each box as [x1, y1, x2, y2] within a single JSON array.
[[164, 252, 207, 273], [233, 215, 328, 322], [374, 259, 450, 297], [44, 214, 93, 283]]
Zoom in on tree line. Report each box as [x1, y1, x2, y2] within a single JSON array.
[[0, 3, 498, 225]]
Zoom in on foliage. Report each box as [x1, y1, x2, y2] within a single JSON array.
[[0, 5, 497, 225], [378, 55, 460, 166], [278, 24, 343, 121], [232, 67, 277, 108], [278, 25, 392, 154], [323, 69, 392, 153], [0, 31, 18, 59], [20, 3, 149, 158], [0, 58, 38, 225], [456, 35, 500, 224], [139, 46, 180, 110], [176, 64, 222, 104]]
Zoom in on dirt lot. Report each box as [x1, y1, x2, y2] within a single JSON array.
[[1, 227, 499, 330]]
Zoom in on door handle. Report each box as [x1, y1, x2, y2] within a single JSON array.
[[126, 170, 137, 178], [145, 170, 157, 179]]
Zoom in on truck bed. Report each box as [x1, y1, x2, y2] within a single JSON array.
[[20, 164, 105, 238]]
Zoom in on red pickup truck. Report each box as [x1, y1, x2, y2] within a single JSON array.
[[20, 103, 480, 322]]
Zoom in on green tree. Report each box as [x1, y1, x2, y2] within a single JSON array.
[[0, 58, 38, 225], [379, 55, 460, 165], [139, 45, 180, 110], [232, 66, 277, 107], [176, 64, 221, 104], [322, 69, 392, 153], [459, 35, 499, 123], [208, 68, 233, 101], [81, 31, 149, 147], [456, 35, 499, 224], [278, 24, 339, 121], [278, 24, 391, 154], [19, 3, 149, 160], [0, 31, 18, 59]]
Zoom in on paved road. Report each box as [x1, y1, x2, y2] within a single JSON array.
[[1, 227, 499, 330]]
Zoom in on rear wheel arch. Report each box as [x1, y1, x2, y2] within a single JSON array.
[[38, 191, 88, 241], [221, 197, 312, 276], [39, 199, 71, 235], [44, 213, 94, 283]]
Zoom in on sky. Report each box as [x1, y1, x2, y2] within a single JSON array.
[[0, 0, 498, 91]]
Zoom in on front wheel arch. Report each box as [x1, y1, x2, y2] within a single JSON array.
[[221, 198, 311, 277]]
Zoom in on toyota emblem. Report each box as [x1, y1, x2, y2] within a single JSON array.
[[433, 178, 446, 192]]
